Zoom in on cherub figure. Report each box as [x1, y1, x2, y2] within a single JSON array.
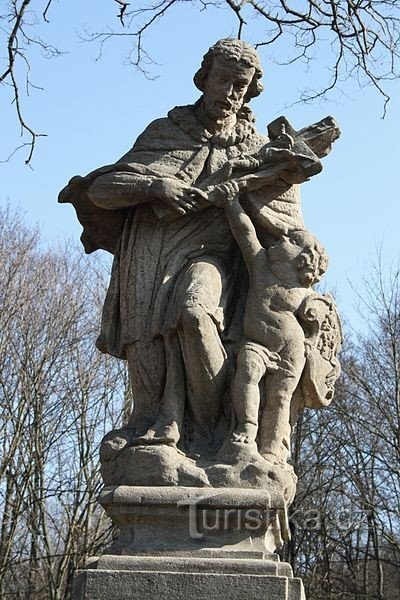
[[221, 181, 329, 463]]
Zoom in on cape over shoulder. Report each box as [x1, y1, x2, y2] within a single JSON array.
[[58, 104, 264, 254], [58, 106, 204, 254]]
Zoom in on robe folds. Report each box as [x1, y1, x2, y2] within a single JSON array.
[[59, 105, 268, 360], [59, 105, 340, 428]]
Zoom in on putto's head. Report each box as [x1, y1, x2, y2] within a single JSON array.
[[268, 229, 328, 287], [194, 38, 264, 104]]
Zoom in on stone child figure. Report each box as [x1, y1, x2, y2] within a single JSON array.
[[221, 181, 328, 464]]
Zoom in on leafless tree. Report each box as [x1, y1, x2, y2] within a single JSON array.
[[288, 259, 400, 599], [0, 206, 130, 598], [1, 204, 400, 598], [1, 0, 399, 163]]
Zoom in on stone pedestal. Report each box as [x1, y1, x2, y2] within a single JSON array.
[[74, 566, 305, 600], [73, 486, 305, 600]]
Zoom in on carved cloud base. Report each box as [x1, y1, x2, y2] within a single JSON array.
[[100, 435, 297, 504], [73, 486, 305, 599]]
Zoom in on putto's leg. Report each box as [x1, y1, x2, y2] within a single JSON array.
[[231, 347, 266, 444], [260, 346, 306, 462]]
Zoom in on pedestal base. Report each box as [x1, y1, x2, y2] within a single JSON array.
[[74, 566, 305, 600], [98, 485, 290, 553], [73, 486, 305, 599]]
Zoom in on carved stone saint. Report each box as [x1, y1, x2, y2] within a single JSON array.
[[60, 39, 342, 599]]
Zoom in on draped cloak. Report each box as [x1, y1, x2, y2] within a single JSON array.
[[59, 105, 341, 424], [60, 105, 269, 360]]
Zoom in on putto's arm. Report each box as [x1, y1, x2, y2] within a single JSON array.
[[221, 184, 263, 266]]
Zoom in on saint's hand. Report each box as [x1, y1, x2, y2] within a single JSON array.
[[152, 178, 207, 215]]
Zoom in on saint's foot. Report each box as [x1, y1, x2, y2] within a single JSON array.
[[133, 419, 180, 446], [100, 427, 136, 463]]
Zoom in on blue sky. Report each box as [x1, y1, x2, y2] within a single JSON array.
[[1, 2, 399, 331]]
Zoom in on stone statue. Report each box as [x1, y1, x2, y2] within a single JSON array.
[[60, 39, 342, 599]]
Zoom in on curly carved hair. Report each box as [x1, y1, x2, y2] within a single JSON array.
[[194, 38, 264, 103]]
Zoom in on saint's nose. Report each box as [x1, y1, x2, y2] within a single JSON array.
[[220, 80, 234, 96]]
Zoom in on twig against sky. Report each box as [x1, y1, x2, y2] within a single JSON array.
[[1, 0, 399, 163]]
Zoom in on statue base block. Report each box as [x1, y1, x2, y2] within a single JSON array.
[[73, 486, 305, 599], [73, 563, 305, 600]]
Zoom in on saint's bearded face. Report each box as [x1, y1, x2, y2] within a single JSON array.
[[202, 55, 255, 122]]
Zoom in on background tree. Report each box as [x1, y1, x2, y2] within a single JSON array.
[[1, 216, 399, 598], [0, 206, 131, 599], [1, 0, 399, 163], [287, 260, 400, 599]]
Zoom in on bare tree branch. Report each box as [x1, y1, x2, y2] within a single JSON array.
[[115, 0, 130, 26], [42, 0, 53, 23], [0, 0, 61, 163], [1, 0, 399, 162]]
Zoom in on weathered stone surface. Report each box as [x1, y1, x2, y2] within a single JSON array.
[[95, 554, 292, 575], [73, 485, 303, 599], [98, 486, 289, 555], [74, 569, 305, 600], [62, 38, 342, 600], [101, 442, 210, 487], [100, 438, 297, 503], [60, 39, 341, 494]]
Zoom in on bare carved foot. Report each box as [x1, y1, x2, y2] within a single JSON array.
[[100, 427, 136, 463], [231, 422, 258, 444], [133, 419, 180, 447]]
